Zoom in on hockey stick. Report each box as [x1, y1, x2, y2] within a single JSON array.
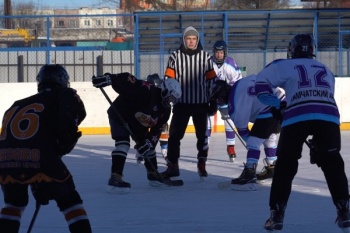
[[99, 87, 183, 186], [27, 202, 41, 233], [99, 87, 132, 135], [224, 119, 247, 150]]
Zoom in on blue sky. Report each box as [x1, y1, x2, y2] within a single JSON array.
[[39, 0, 117, 9]]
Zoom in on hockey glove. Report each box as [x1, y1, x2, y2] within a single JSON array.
[[92, 73, 112, 88], [208, 100, 218, 116], [31, 183, 50, 205], [271, 101, 287, 121], [57, 131, 82, 156], [218, 107, 230, 120], [135, 139, 152, 157], [305, 139, 321, 167]]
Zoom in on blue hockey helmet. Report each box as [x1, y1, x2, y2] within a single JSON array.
[[213, 40, 228, 65]]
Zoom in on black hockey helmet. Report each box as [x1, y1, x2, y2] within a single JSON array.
[[37, 64, 70, 92], [287, 34, 315, 59], [146, 73, 162, 87], [211, 80, 231, 105], [213, 40, 228, 65]]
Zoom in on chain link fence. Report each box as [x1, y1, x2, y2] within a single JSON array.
[[0, 9, 349, 83]]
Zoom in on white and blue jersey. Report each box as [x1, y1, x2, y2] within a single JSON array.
[[255, 58, 340, 127], [213, 56, 242, 86], [228, 74, 283, 129]]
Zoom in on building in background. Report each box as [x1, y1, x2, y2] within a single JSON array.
[[120, 0, 211, 11]]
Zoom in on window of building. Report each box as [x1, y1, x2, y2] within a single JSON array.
[[84, 20, 91, 26], [36, 21, 42, 29], [96, 20, 101, 26], [57, 20, 64, 27], [70, 20, 77, 27], [107, 20, 113, 26], [118, 19, 123, 27]]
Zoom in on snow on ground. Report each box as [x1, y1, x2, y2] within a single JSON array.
[[8, 132, 350, 233]]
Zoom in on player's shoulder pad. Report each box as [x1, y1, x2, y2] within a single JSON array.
[[264, 59, 286, 68]]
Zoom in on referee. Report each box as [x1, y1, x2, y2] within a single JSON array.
[[161, 26, 217, 180]]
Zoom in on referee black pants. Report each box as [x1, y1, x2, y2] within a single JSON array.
[[167, 103, 209, 164]]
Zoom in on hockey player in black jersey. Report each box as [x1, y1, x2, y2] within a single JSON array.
[[92, 72, 181, 192], [0, 64, 91, 233]]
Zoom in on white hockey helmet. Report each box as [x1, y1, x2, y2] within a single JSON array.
[[161, 78, 181, 108]]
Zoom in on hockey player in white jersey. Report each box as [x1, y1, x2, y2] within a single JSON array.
[[255, 34, 349, 232], [212, 75, 284, 191], [207, 40, 242, 162]]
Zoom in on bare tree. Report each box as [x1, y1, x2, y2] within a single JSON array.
[[104, 0, 212, 11], [213, 0, 291, 10], [301, 0, 344, 8], [7, 1, 40, 29]]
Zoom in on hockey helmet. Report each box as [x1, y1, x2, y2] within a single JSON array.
[[37, 64, 70, 92], [287, 34, 315, 59], [147, 73, 162, 87], [211, 80, 231, 105], [213, 40, 228, 65], [161, 78, 181, 108]]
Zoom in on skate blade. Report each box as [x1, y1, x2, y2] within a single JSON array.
[[148, 180, 170, 187], [231, 183, 257, 191], [257, 179, 272, 185], [229, 157, 235, 163], [107, 186, 130, 194]]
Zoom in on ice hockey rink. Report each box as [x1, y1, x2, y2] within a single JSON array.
[[10, 132, 350, 233]]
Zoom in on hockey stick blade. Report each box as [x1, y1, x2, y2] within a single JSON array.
[[217, 180, 257, 191], [163, 178, 184, 186]]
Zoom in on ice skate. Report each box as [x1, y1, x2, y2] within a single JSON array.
[[107, 173, 131, 194], [160, 161, 180, 179], [197, 159, 208, 181], [257, 159, 275, 181], [227, 145, 236, 162], [336, 200, 350, 232], [264, 209, 284, 231], [231, 163, 257, 191]]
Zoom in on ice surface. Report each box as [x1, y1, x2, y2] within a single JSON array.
[[7, 132, 350, 233]]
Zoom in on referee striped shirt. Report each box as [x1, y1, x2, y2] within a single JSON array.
[[165, 46, 217, 104]]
